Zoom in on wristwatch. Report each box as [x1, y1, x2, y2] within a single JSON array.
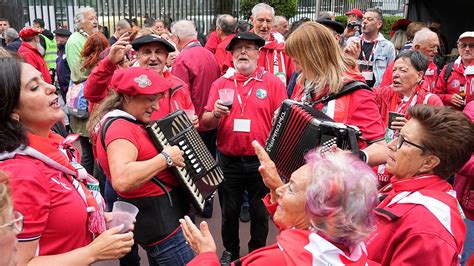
[[161, 151, 174, 168]]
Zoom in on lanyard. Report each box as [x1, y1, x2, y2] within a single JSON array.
[[360, 38, 378, 66], [233, 76, 255, 117]]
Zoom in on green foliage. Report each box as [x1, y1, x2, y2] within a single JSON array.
[[335, 15, 347, 26], [240, 0, 298, 20]]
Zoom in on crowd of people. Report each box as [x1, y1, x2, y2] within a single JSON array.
[[0, 2, 473, 266]]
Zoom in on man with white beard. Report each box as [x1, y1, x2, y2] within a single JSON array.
[[17, 26, 52, 84]]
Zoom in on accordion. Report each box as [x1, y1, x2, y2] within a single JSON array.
[[145, 110, 224, 212], [265, 100, 362, 178]]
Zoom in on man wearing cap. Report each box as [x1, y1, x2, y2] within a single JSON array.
[[223, 3, 295, 86], [316, 18, 344, 43], [343, 8, 363, 41], [434, 31, 474, 109], [379, 28, 440, 92], [201, 32, 287, 264], [93, 66, 195, 265], [344, 8, 395, 87], [17, 26, 52, 84], [54, 28, 72, 101]]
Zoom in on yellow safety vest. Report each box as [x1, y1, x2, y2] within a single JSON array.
[[41, 34, 57, 70]]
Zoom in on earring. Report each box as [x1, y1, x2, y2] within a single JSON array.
[[11, 113, 19, 121]]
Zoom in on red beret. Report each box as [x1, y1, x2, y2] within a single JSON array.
[[19, 27, 42, 39], [345, 8, 363, 19], [391, 19, 412, 31], [110, 67, 171, 96]]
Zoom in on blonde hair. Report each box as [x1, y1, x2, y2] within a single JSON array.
[[285, 22, 356, 96], [0, 171, 12, 224]]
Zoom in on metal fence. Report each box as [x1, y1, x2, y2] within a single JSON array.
[[23, 0, 405, 35]]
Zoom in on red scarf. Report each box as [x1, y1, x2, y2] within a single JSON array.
[[27, 131, 106, 234]]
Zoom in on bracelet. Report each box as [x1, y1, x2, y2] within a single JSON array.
[[213, 110, 222, 119]]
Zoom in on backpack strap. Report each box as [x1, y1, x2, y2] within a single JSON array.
[[311, 80, 372, 106], [99, 116, 175, 206], [444, 62, 455, 82]]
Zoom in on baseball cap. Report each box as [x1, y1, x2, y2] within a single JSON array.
[[131, 34, 175, 52], [110, 67, 171, 96], [459, 32, 474, 41], [226, 32, 265, 51], [345, 8, 363, 19]]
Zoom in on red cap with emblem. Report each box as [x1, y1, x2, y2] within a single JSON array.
[[19, 27, 42, 39], [110, 67, 171, 96]]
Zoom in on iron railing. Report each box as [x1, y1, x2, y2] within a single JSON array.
[[23, 0, 404, 35]]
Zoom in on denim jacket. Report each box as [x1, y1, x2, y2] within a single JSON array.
[[348, 33, 396, 87]]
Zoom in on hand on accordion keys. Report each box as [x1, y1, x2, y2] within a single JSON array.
[[161, 145, 186, 168]]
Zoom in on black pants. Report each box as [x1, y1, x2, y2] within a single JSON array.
[[79, 136, 94, 175], [217, 152, 269, 259]]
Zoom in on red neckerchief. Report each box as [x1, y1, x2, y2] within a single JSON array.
[[379, 174, 449, 208], [27, 131, 105, 234]]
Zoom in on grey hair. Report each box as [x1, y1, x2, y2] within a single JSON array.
[[413, 28, 438, 46], [171, 20, 197, 39], [304, 150, 379, 247], [4, 28, 18, 41], [395, 50, 429, 72], [251, 3, 275, 18], [274, 15, 287, 25], [116, 19, 131, 30], [74, 6, 96, 31], [216, 14, 237, 35]]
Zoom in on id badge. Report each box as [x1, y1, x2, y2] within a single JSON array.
[[362, 71, 374, 81], [233, 119, 251, 132]]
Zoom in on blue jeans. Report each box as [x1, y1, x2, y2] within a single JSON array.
[[462, 219, 474, 265], [142, 229, 195, 266]]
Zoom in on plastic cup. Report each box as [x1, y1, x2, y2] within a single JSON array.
[[107, 201, 139, 233], [218, 88, 234, 110], [183, 109, 195, 120]]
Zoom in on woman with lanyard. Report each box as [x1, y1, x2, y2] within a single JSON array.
[[373, 50, 443, 184], [286, 21, 386, 163]]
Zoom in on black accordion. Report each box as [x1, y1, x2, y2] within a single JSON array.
[[145, 110, 224, 212], [265, 100, 361, 178]]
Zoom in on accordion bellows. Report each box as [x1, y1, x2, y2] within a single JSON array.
[[265, 100, 361, 179], [146, 110, 224, 212]]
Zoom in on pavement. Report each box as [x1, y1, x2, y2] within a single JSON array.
[[94, 196, 279, 266]]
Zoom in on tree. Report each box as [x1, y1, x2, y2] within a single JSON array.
[[240, 0, 298, 20]]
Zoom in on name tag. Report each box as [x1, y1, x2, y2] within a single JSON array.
[[233, 119, 251, 132], [362, 71, 374, 81]]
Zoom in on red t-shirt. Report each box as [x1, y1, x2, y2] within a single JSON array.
[[204, 68, 287, 156], [151, 74, 195, 120], [215, 34, 234, 73], [0, 155, 92, 255], [96, 119, 178, 198]]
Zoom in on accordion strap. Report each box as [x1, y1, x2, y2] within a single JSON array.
[[99, 116, 174, 206], [310, 80, 372, 106]]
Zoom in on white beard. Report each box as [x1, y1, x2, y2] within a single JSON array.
[[36, 42, 45, 56]]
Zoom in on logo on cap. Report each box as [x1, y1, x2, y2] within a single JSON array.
[[134, 74, 152, 88]]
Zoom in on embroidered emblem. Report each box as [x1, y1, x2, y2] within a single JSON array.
[[256, 88, 267, 99], [451, 79, 460, 88], [134, 75, 152, 88]]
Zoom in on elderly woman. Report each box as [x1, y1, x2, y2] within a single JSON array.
[[366, 105, 474, 265], [91, 67, 195, 265], [181, 141, 379, 265], [285, 22, 385, 159], [0, 57, 133, 264], [374, 50, 443, 131], [0, 171, 20, 266]]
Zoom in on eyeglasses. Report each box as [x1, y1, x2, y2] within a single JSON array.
[[0, 210, 24, 232], [458, 42, 474, 49], [396, 134, 425, 151], [232, 45, 259, 52]]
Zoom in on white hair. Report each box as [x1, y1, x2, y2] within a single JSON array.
[[171, 20, 197, 39], [116, 19, 131, 30], [251, 3, 275, 18], [274, 15, 287, 26], [74, 6, 96, 31], [413, 28, 438, 45]]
